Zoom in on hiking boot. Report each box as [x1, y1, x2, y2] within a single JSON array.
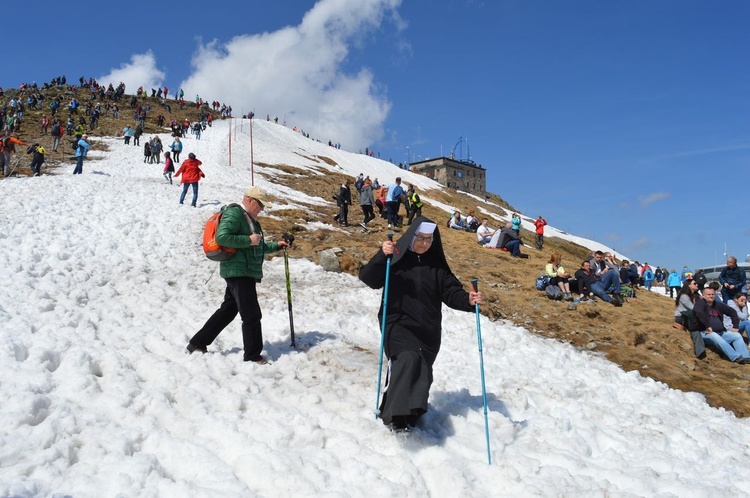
[[580, 296, 589, 302], [736, 357, 750, 365], [186, 342, 207, 354], [391, 416, 411, 433], [589, 295, 597, 303], [244, 354, 268, 364]]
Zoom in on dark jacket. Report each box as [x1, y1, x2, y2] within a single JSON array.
[[358, 216, 473, 365], [215, 204, 281, 281], [719, 266, 747, 289], [337, 184, 351, 206], [497, 227, 519, 249], [690, 298, 739, 332], [574, 268, 598, 294]]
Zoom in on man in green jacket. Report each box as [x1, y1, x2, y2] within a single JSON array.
[[187, 186, 289, 363]]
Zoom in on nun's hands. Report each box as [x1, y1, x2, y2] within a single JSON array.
[[382, 240, 395, 256]]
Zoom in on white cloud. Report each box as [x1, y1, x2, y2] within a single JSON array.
[[624, 237, 651, 253], [638, 192, 670, 208], [178, 0, 404, 151], [98, 51, 166, 92]]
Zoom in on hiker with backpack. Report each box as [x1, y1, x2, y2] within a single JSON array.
[[642, 264, 655, 291], [51, 120, 63, 152], [1, 131, 28, 177], [174, 152, 204, 207], [186, 187, 290, 364], [27, 143, 45, 176], [358, 217, 482, 432]]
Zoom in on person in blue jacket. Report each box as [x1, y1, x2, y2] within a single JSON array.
[[667, 269, 682, 298], [170, 137, 183, 163], [73, 135, 90, 175]]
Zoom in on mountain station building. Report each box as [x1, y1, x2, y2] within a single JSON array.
[[408, 157, 486, 196]]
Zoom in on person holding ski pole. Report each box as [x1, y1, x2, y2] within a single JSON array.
[[186, 186, 289, 364], [359, 216, 482, 432]]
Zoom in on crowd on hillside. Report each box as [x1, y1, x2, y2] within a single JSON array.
[[331, 175, 424, 234], [0, 75, 233, 178], [672, 257, 749, 365]]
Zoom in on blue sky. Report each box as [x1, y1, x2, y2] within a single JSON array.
[[5, 0, 748, 270]]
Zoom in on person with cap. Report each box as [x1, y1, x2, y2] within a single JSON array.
[[186, 186, 289, 363], [174, 152, 205, 207], [359, 216, 482, 432], [72, 134, 90, 175]]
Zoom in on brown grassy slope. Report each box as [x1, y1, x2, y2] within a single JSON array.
[[259, 163, 750, 419], [10, 88, 750, 417]]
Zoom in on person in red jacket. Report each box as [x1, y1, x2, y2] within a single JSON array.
[[1, 131, 28, 176], [534, 215, 547, 250], [174, 152, 204, 206]]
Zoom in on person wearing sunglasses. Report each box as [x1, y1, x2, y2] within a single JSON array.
[[186, 186, 289, 364]]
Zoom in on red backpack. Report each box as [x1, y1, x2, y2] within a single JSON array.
[[203, 205, 238, 261]]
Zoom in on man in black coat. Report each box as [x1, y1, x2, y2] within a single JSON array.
[[336, 180, 352, 226], [359, 217, 482, 431]]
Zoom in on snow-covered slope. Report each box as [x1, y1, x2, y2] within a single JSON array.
[[1, 120, 748, 497]]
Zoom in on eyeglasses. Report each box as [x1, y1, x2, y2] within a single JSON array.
[[256, 199, 265, 210], [415, 235, 433, 243]]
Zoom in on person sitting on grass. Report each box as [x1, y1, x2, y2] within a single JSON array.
[[492, 223, 526, 258], [674, 279, 705, 358], [449, 211, 468, 231], [725, 292, 750, 343], [689, 287, 750, 364], [574, 260, 622, 306], [476, 218, 495, 246], [545, 253, 573, 301]]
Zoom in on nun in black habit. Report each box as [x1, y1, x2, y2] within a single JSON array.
[[359, 216, 482, 431]]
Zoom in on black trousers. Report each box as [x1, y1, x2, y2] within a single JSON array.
[[361, 204, 375, 225], [338, 203, 349, 225], [190, 277, 264, 360]]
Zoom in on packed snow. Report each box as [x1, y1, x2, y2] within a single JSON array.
[[1, 119, 749, 497]]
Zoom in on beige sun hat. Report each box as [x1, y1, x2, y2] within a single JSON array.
[[245, 186, 271, 206]]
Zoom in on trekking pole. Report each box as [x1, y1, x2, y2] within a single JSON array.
[[282, 233, 296, 347], [471, 278, 491, 465], [375, 233, 394, 418]]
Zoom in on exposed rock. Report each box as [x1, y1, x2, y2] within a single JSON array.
[[317, 249, 341, 272]]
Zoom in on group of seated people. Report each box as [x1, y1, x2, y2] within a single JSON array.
[[673, 269, 750, 364], [449, 210, 480, 232], [541, 251, 626, 306], [474, 218, 529, 258]]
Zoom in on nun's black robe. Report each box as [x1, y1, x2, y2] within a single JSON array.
[[359, 217, 474, 427]]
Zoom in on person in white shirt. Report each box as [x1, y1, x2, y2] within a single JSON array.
[[476, 218, 495, 245]]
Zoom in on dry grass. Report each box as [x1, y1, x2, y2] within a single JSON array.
[[9, 86, 750, 417]]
